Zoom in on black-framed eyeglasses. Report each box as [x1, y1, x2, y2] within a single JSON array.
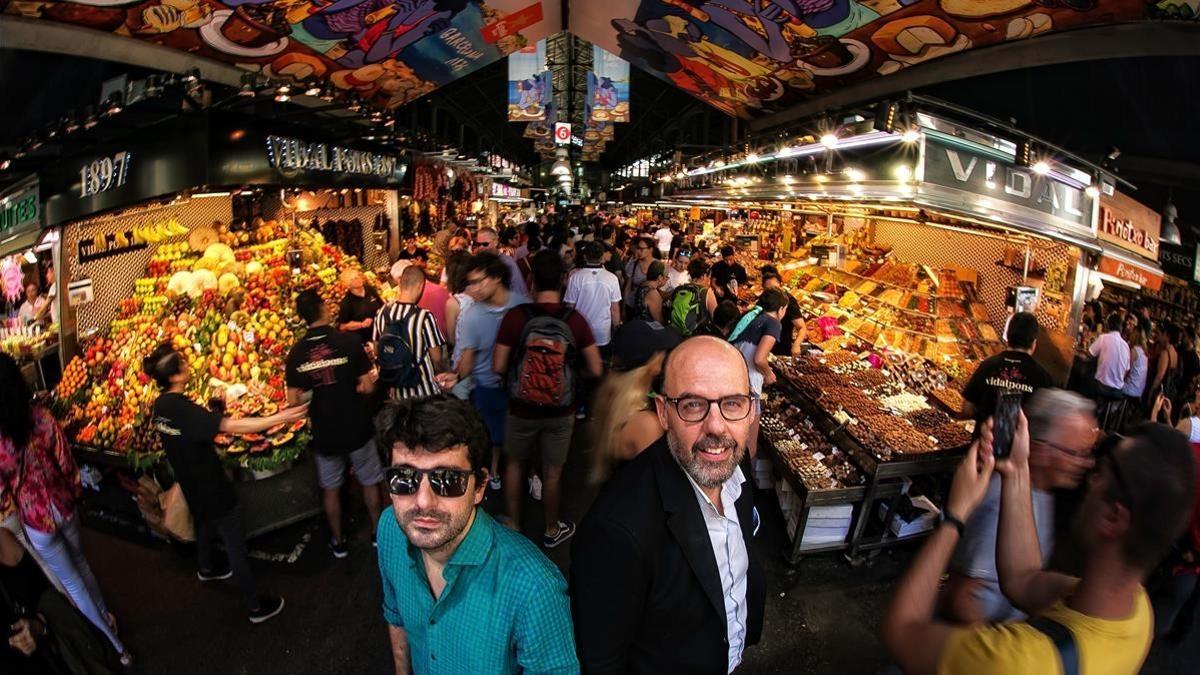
[[660, 394, 756, 423], [472, 240, 489, 249], [385, 466, 476, 497]]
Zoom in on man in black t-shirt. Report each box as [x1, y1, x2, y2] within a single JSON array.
[[337, 268, 383, 344], [145, 344, 306, 624], [287, 290, 384, 559], [960, 312, 1053, 425]]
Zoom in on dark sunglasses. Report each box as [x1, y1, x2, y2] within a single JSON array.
[[472, 240, 488, 248], [385, 466, 476, 497]]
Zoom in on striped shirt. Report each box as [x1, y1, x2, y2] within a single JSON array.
[[373, 302, 446, 401]]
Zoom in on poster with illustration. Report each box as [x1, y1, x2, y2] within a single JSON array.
[[588, 45, 630, 123], [569, 0, 1168, 119], [507, 39, 551, 121], [4, 0, 560, 110]]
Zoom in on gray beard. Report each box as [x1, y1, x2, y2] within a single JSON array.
[[667, 431, 744, 488]]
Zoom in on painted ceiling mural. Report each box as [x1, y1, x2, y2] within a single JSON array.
[[1, 0, 1194, 118], [1, 0, 561, 110], [570, 0, 1196, 119]]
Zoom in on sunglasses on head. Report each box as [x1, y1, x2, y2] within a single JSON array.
[[385, 466, 477, 497]]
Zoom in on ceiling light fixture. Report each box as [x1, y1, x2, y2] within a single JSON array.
[[1032, 160, 1051, 175], [820, 133, 839, 149]]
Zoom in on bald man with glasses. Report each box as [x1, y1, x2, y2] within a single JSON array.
[[570, 336, 766, 675]]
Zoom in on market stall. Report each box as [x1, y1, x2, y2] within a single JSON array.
[[663, 112, 1105, 560], [0, 176, 62, 391], [39, 111, 408, 537]]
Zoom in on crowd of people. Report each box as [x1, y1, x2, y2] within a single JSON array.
[[1, 211, 1199, 675]]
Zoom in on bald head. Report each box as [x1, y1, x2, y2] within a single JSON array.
[[662, 336, 750, 397]]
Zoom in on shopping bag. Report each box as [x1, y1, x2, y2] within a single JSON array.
[[159, 483, 195, 542]]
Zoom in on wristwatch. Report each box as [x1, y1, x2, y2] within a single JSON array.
[[939, 510, 966, 536]]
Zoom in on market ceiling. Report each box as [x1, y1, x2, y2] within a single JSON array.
[[3, 0, 1198, 124]]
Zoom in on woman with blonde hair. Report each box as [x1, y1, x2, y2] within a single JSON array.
[[590, 320, 681, 482]]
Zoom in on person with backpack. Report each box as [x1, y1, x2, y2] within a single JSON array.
[[373, 265, 450, 402], [667, 258, 720, 338], [623, 236, 656, 313], [494, 251, 602, 548], [286, 290, 384, 558], [455, 251, 529, 491], [760, 270, 807, 356]]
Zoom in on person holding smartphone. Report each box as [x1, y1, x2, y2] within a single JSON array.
[[144, 343, 306, 624]]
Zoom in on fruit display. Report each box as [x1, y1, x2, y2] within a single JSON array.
[[0, 325, 57, 361], [54, 223, 363, 470]]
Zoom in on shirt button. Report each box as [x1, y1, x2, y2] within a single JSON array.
[[431, 653, 436, 661], [429, 618, 436, 625]]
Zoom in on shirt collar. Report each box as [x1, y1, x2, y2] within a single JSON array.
[[681, 463, 745, 517], [405, 507, 495, 569]]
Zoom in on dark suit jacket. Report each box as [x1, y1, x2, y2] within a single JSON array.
[[569, 437, 766, 674]]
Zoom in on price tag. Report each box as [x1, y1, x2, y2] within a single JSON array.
[[812, 452, 826, 461], [244, 331, 255, 344]]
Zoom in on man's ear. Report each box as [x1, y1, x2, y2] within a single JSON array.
[[653, 395, 669, 431]]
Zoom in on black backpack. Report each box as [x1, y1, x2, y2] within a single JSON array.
[[375, 306, 421, 388]]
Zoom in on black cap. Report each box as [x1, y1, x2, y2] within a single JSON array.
[[612, 320, 683, 371]]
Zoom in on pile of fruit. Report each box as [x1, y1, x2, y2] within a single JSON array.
[[54, 223, 361, 470]]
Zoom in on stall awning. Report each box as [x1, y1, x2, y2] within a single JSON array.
[[1095, 244, 1164, 292]]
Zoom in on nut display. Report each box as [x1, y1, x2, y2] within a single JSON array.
[[930, 387, 965, 414], [880, 392, 931, 414], [857, 415, 937, 455], [904, 408, 953, 431], [930, 421, 973, 449]]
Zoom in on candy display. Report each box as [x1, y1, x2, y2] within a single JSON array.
[[761, 397, 864, 490], [54, 223, 363, 470]]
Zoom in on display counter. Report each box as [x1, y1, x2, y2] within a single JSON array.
[[758, 349, 972, 566]]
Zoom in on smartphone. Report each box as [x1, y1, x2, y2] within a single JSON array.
[[992, 392, 1023, 459]]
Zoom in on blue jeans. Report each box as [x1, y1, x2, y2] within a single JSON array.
[[25, 509, 125, 654]]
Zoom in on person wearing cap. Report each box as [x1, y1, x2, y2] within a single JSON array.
[[663, 249, 692, 294], [591, 320, 684, 481]]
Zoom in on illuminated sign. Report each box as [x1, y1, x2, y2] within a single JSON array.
[[79, 151, 131, 198], [266, 136, 398, 178]]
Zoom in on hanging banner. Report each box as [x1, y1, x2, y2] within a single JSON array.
[[507, 39, 550, 122], [589, 46, 630, 123]]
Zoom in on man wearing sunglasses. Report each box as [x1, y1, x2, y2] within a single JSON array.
[[883, 416, 1196, 675], [571, 336, 765, 674], [472, 227, 528, 297], [374, 397, 578, 675]]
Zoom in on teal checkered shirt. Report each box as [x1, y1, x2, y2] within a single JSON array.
[[377, 506, 579, 674]]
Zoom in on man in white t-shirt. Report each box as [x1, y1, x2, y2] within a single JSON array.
[[653, 222, 674, 257], [565, 242, 622, 354]]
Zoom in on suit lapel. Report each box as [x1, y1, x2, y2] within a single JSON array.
[[653, 442, 727, 622]]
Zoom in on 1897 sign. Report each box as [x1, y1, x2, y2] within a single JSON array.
[[79, 151, 132, 198]]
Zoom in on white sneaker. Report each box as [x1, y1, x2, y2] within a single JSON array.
[[529, 475, 543, 501]]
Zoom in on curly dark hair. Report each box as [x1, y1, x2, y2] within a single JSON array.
[[0, 353, 33, 450], [374, 397, 490, 473]]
